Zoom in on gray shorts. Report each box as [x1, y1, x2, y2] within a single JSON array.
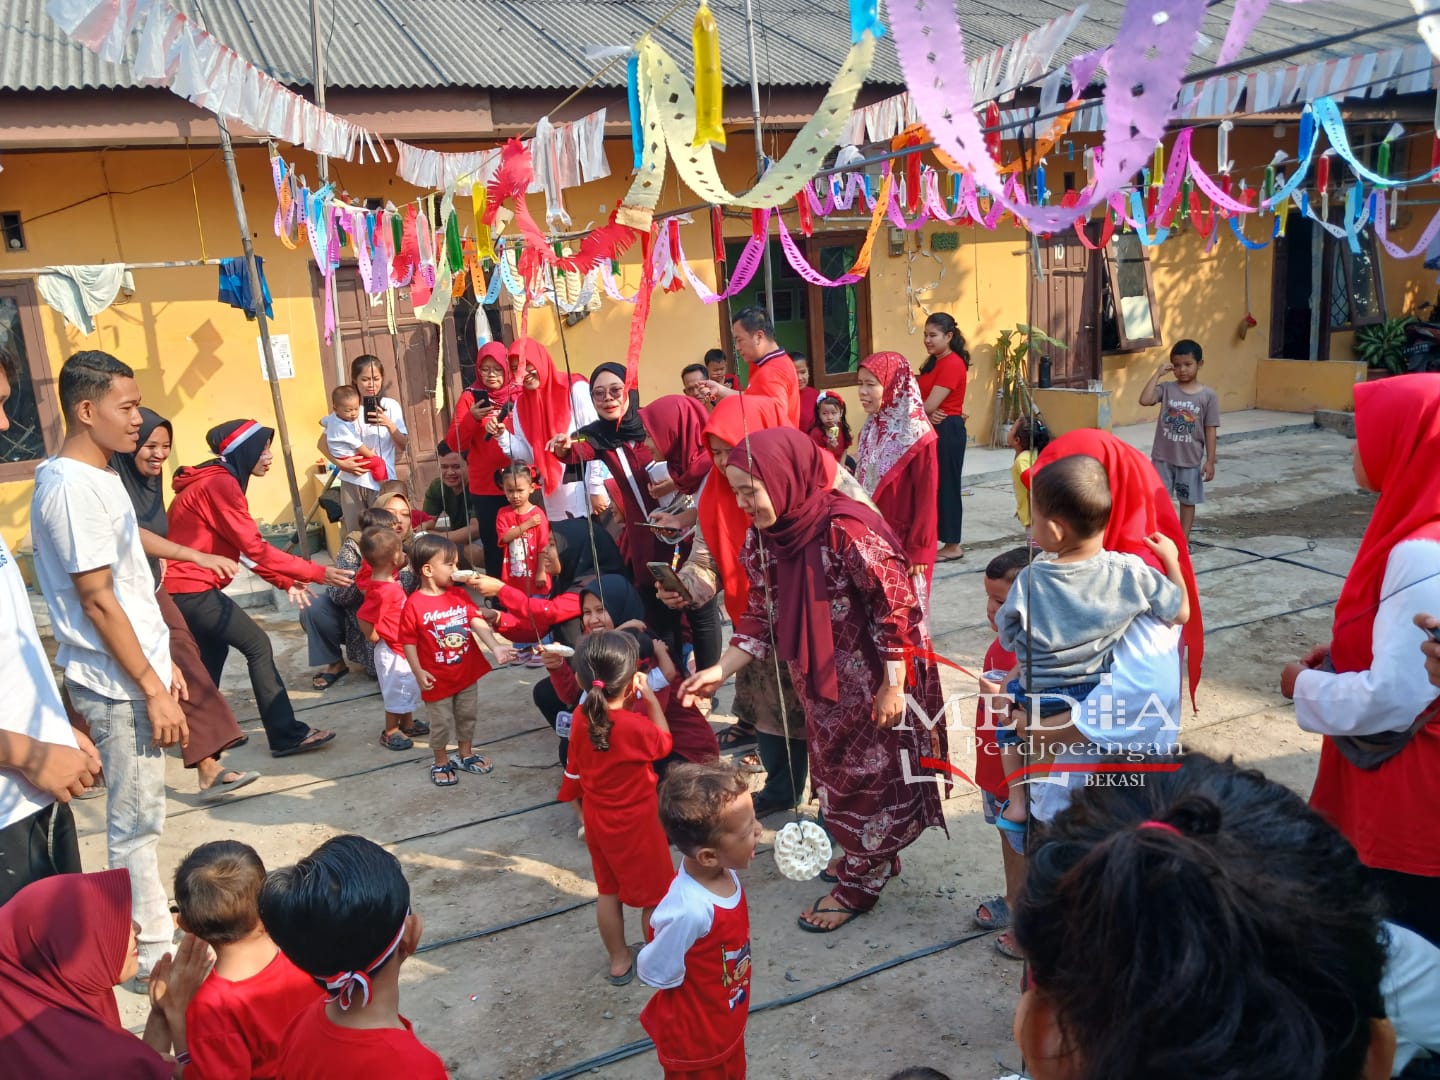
[[1153, 459, 1205, 506]]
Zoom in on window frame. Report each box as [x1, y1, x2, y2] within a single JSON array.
[[0, 280, 62, 483], [1100, 232, 1163, 353], [805, 230, 873, 390], [1325, 226, 1386, 332]]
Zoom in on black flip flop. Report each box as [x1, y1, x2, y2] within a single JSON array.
[[797, 895, 864, 934], [311, 669, 348, 691], [606, 945, 639, 985], [272, 730, 337, 758]]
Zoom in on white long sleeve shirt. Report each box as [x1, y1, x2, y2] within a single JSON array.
[[1294, 539, 1440, 737], [504, 377, 610, 520]]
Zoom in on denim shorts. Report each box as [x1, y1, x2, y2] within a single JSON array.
[[1000, 677, 1101, 745]]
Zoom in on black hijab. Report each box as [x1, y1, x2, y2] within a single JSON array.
[[579, 575, 655, 662], [202, 419, 274, 496], [112, 409, 172, 537], [577, 362, 646, 451], [548, 518, 625, 597]]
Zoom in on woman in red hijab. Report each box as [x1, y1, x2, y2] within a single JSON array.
[[682, 428, 948, 930], [855, 352, 939, 595], [638, 393, 724, 669], [1281, 375, 1440, 946], [0, 868, 207, 1075], [448, 342, 524, 577]]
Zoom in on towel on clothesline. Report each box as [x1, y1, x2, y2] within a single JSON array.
[[36, 265, 134, 334], [218, 256, 274, 320]]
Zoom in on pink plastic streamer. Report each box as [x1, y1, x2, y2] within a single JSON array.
[[776, 213, 861, 286], [889, 0, 1210, 232]]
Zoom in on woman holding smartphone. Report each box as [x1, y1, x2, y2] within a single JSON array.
[[316, 354, 410, 526]]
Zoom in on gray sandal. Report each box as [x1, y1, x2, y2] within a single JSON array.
[[973, 896, 1012, 931]]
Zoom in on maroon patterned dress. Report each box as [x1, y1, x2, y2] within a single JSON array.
[[732, 516, 948, 912]]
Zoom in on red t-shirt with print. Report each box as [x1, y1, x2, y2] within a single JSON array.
[[398, 587, 491, 701]]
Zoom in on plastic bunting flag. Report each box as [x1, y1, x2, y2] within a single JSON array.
[[622, 31, 875, 215]]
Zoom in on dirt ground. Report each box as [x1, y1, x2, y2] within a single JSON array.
[[81, 424, 1369, 1079]]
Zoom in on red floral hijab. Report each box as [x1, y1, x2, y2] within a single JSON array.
[[0, 869, 169, 1077], [1028, 429, 1204, 706], [854, 351, 936, 501], [1331, 375, 1440, 672]]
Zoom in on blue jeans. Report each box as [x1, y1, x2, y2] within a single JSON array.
[[67, 684, 171, 978]]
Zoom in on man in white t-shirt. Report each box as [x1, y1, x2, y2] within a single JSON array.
[[0, 350, 101, 904], [30, 350, 185, 981]]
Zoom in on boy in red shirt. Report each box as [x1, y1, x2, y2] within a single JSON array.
[[260, 834, 447, 1079], [494, 463, 550, 595], [173, 840, 321, 1080], [639, 762, 760, 1079], [356, 526, 424, 752], [971, 547, 1030, 961], [400, 534, 515, 787]]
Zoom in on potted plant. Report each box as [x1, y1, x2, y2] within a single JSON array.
[[991, 323, 1066, 445], [1354, 315, 1415, 376]]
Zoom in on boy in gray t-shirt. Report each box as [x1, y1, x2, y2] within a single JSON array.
[[1138, 338, 1220, 538], [995, 455, 1190, 828]]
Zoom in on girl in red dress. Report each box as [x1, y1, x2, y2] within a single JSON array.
[[562, 630, 676, 982], [809, 390, 853, 466]]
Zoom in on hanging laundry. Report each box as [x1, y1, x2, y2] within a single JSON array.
[[572, 110, 612, 183], [36, 264, 134, 334], [217, 256, 274, 320]]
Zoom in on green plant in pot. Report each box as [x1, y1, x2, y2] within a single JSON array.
[[1355, 315, 1414, 375], [991, 323, 1066, 444]]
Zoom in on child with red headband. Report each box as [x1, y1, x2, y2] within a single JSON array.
[[260, 835, 446, 1079], [559, 630, 675, 985]]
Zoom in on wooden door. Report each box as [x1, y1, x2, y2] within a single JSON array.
[[314, 267, 459, 495], [1026, 234, 1100, 387]]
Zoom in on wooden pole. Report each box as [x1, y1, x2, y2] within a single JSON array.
[[215, 121, 312, 554]]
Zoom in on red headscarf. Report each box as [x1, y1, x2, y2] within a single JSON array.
[[0, 869, 170, 1077], [474, 342, 522, 407], [728, 427, 893, 702], [1331, 375, 1440, 672], [701, 395, 795, 625], [509, 338, 571, 495], [639, 394, 712, 496], [1028, 429, 1204, 706], [854, 351, 936, 504]]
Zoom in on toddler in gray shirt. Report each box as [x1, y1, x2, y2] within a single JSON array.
[[994, 455, 1190, 828]]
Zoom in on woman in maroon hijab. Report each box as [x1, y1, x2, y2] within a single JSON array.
[[0, 868, 210, 1075], [682, 428, 948, 931]]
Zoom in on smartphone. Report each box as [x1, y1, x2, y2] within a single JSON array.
[[647, 561, 693, 604], [470, 387, 492, 409], [362, 394, 382, 419], [1430, 625, 1440, 645]]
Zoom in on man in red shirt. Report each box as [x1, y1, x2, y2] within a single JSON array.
[[705, 307, 801, 427]]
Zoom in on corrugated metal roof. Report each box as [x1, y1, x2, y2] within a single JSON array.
[[0, 0, 1426, 93]]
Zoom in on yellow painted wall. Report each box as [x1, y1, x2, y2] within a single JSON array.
[[1032, 387, 1109, 435], [1255, 358, 1365, 411]]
